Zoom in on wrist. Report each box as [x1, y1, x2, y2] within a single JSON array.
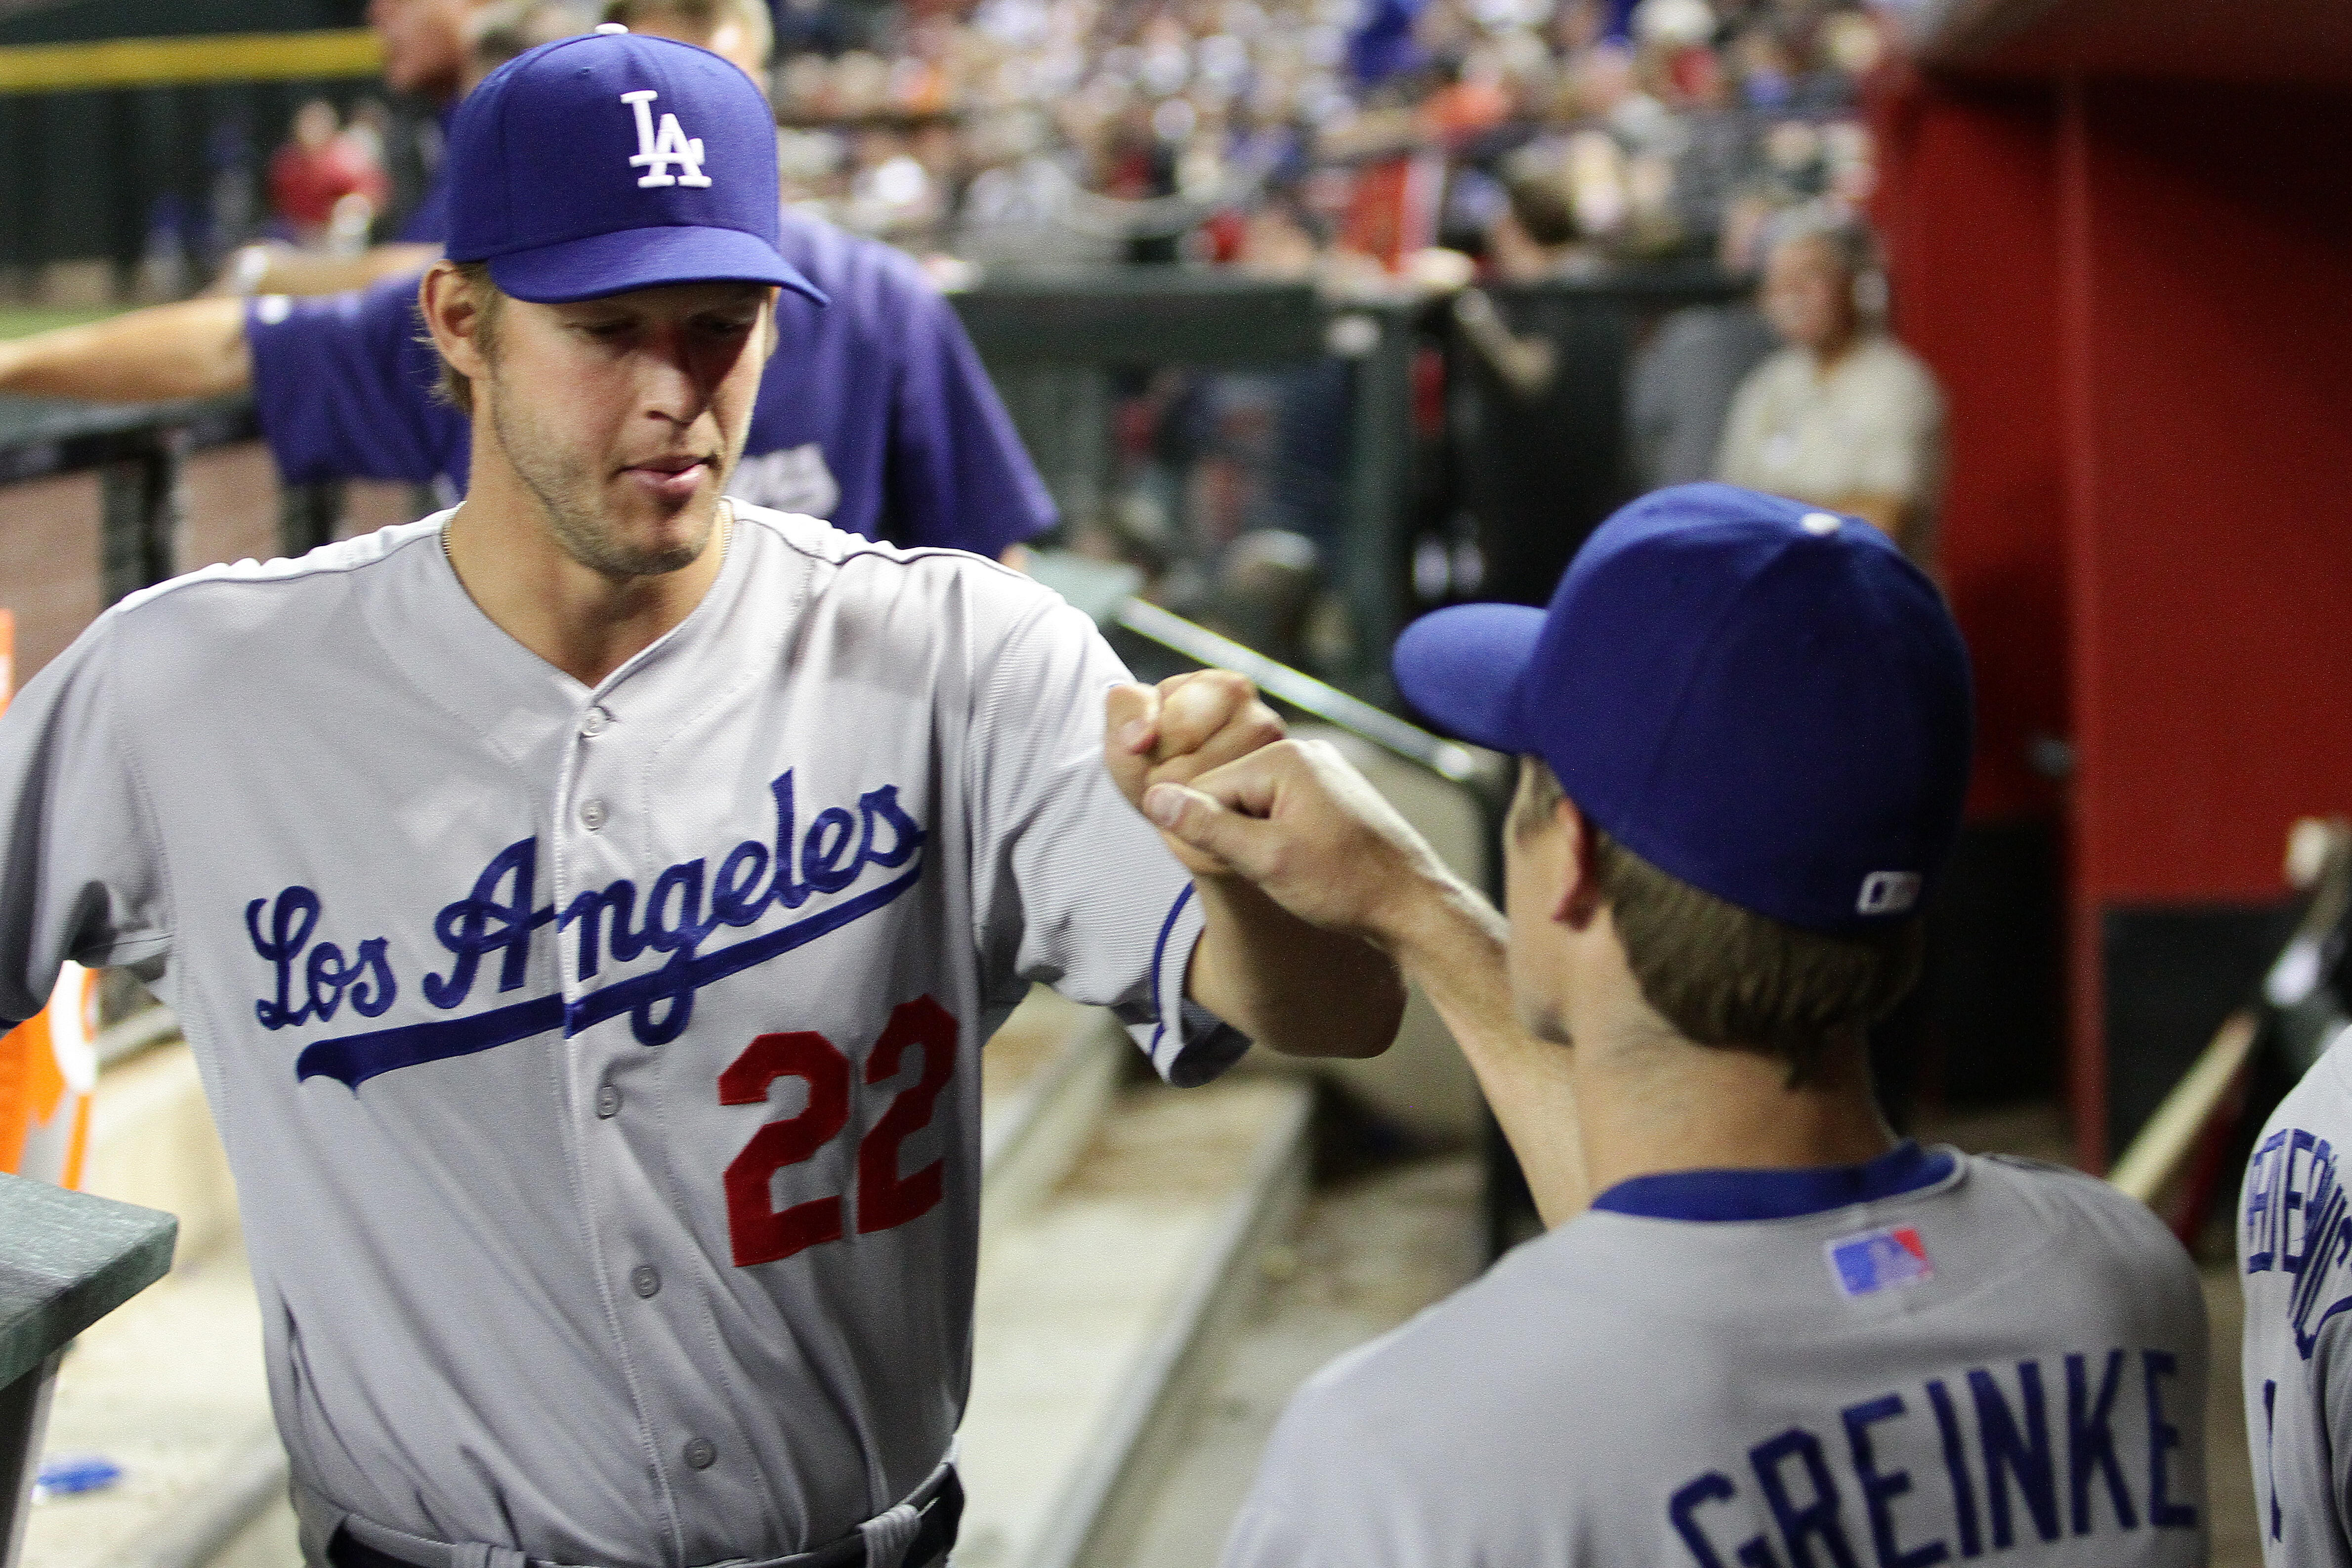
[[1365, 853, 1495, 966]]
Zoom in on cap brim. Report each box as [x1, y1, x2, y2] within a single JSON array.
[[1391, 603, 1545, 754], [488, 225, 828, 306]]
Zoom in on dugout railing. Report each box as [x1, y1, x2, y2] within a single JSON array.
[[0, 1174, 176, 1568]]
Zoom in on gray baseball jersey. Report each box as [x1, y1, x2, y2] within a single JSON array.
[[2240, 1031, 2352, 1564], [1224, 1144, 2208, 1568], [0, 507, 1245, 1566]]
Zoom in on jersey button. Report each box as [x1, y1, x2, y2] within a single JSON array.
[[630, 1264, 661, 1299], [595, 1083, 622, 1119], [580, 799, 609, 831], [683, 1438, 716, 1471], [581, 707, 612, 737]]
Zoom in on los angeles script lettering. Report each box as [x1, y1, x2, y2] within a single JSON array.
[[246, 770, 926, 1042]]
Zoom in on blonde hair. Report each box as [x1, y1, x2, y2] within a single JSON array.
[[427, 262, 503, 417], [601, 0, 774, 70]]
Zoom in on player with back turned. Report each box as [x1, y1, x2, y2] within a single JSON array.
[[0, 32, 1402, 1568], [1132, 483, 2210, 1567], [2238, 1007, 2352, 1561]]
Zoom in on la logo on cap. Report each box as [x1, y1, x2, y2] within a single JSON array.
[[622, 90, 710, 188]]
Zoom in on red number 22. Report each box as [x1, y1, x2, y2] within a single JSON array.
[[719, 994, 958, 1267]]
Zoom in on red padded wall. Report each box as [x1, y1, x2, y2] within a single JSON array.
[[1876, 72, 2352, 1165]]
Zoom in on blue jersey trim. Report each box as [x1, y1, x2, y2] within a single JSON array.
[[296, 859, 925, 1091], [1146, 881, 1197, 1056], [1591, 1140, 1955, 1222]]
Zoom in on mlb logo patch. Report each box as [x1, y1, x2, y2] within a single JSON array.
[[1826, 1225, 1933, 1298]]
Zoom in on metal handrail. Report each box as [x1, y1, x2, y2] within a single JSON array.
[[1114, 598, 1494, 785]]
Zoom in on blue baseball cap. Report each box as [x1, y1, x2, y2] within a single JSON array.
[[443, 30, 825, 307], [1394, 484, 1973, 934]]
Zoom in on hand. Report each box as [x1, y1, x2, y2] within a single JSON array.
[[1139, 737, 1458, 946], [1105, 671, 1285, 877]]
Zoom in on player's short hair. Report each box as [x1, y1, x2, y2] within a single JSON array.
[[1512, 757, 1923, 1083], [601, 0, 774, 72], [429, 262, 505, 417], [1505, 171, 1580, 250]]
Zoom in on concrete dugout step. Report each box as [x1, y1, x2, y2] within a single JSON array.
[[956, 1074, 1314, 1568]]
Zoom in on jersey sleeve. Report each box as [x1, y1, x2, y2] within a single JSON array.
[[883, 289, 1058, 559], [965, 593, 1248, 1085], [245, 276, 470, 489], [0, 620, 171, 1029]]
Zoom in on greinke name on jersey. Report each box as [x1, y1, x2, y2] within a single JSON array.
[[1667, 1347, 2200, 1568]]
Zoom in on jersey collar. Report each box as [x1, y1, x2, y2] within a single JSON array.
[[1589, 1140, 1957, 1223]]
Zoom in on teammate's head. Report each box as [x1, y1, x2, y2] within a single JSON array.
[[369, 0, 485, 101], [420, 31, 825, 577], [603, 0, 776, 81], [1396, 483, 1972, 1079]]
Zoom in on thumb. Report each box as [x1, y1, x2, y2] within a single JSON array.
[[1103, 683, 1161, 804], [1143, 782, 1266, 874]]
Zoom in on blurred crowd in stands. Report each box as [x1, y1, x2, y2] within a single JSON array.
[[232, 0, 1936, 673]]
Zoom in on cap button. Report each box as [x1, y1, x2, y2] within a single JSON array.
[[1799, 512, 1842, 537], [595, 20, 630, 33]]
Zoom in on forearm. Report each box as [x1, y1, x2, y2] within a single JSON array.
[[1187, 873, 1404, 1059], [213, 242, 440, 298], [1381, 870, 1592, 1225], [0, 298, 250, 403]]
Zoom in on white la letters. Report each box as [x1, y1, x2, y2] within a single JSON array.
[[621, 89, 712, 188]]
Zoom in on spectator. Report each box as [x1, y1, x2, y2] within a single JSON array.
[[1625, 194, 1779, 490], [1447, 168, 1632, 605], [267, 100, 390, 249], [1715, 215, 1946, 567], [212, 0, 513, 298]]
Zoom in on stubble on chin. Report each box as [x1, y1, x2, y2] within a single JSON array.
[[489, 375, 726, 580]]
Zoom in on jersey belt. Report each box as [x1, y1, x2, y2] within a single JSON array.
[[297, 1449, 961, 1568]]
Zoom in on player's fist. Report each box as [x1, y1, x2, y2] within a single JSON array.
[[1106, 670, 1285, 876], [1139, 737, 1453, 945]]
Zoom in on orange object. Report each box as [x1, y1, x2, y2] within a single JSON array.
[[0, 964, 97, 1187], [0, 610, 97, 1188]]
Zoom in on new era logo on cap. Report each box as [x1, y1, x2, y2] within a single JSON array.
[[1856, 870, 1922, 916], [1825, 1225, 1933, 1298]]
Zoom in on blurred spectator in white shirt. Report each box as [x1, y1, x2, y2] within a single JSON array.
[[1716, 215, 1946, 567]]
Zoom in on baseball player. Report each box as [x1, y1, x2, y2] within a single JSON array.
[[0, 0, 1056, 560], [1136, 483, 2210, 1566], [0, 32, 1402, 1568], [2238, 1037, 2352, 1560]]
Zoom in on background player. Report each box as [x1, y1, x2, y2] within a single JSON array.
[[212, 0, 494, 297], [0, 33, 1400, 1568], [2238, 1022, 2352, 1560], [1139, 483, 2210, 1566], [0, 0, 1057, 560]]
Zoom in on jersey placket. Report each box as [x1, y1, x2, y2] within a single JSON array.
[[549, 667, 736, 1555]]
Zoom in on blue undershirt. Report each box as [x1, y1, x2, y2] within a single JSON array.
[[1590, 1140, 1957, 1223]]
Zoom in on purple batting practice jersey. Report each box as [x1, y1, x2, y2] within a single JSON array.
[[245, 211, 1056, 556]]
